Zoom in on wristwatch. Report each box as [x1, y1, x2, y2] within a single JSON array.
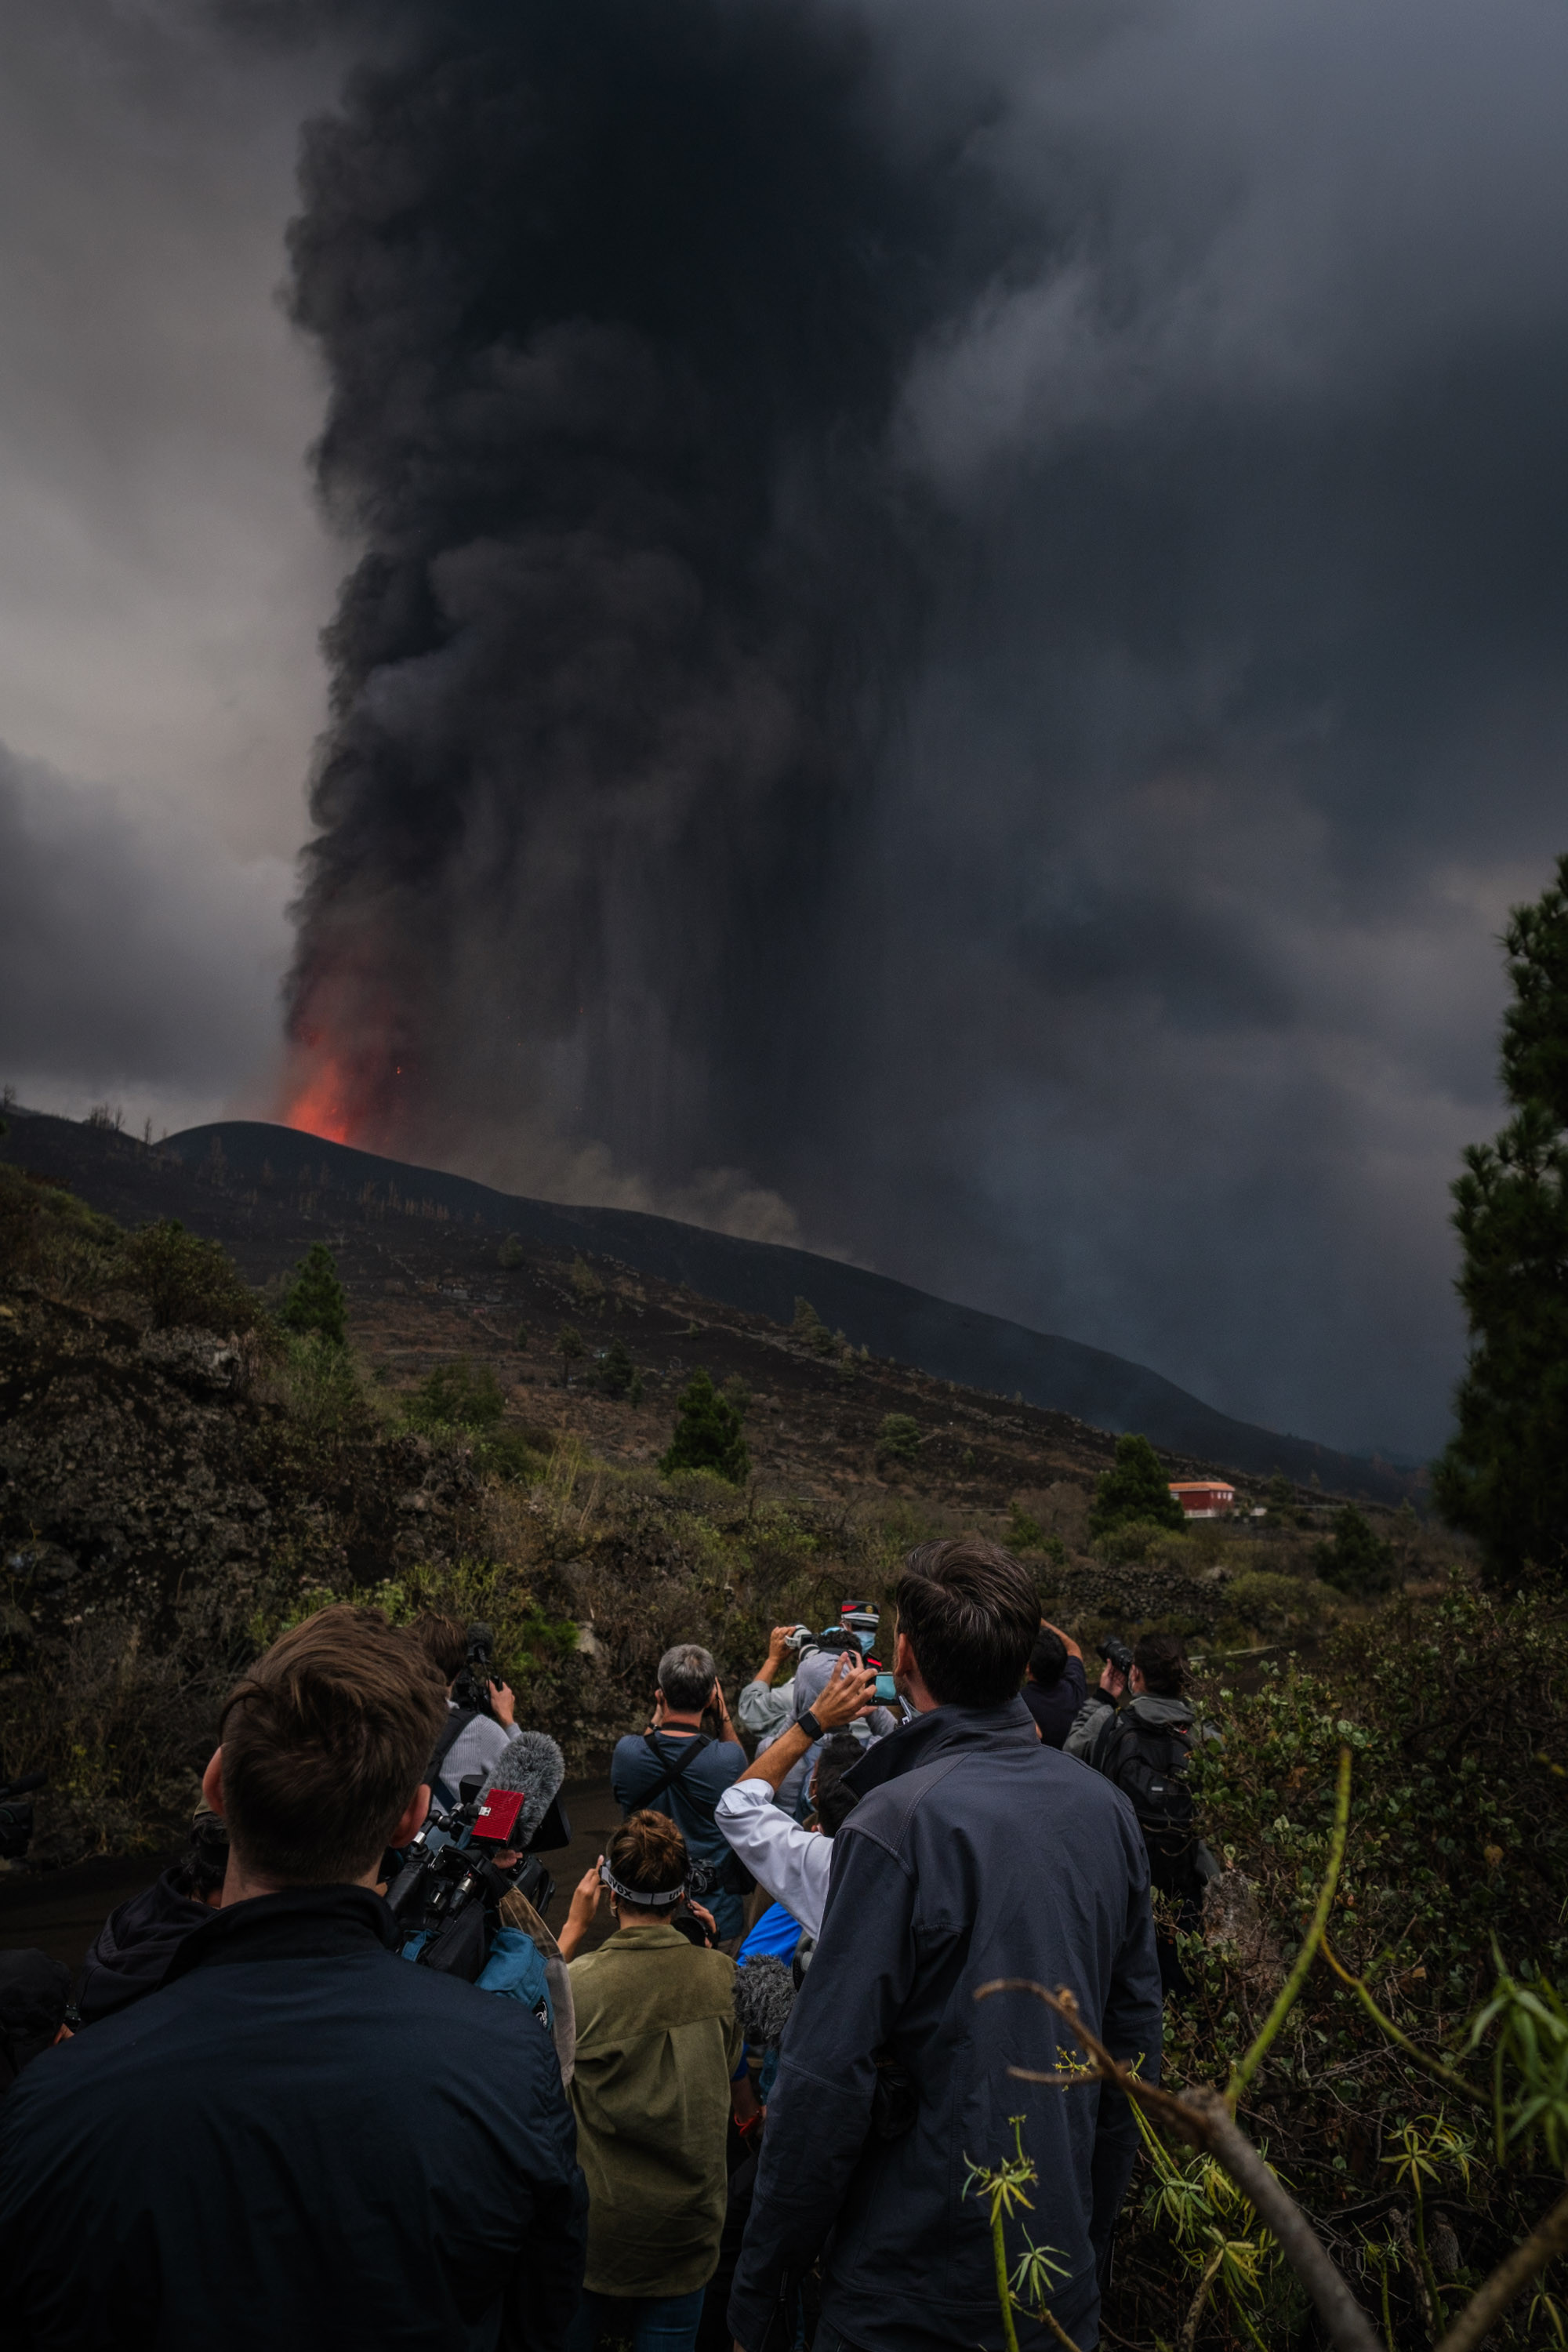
[[797, 1708, 825, 1741]]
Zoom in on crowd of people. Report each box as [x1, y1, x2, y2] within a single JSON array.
[[0, 1539, 1216, 2352]]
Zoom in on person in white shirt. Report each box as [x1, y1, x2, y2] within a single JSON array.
[[715, 1653, 879, 1937]]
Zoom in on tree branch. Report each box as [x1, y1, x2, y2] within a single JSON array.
[[1431, 2180, 1568, 2352], [975, 1978, 1383, 2352], [1177, 2245, 1224, 2352], [1228, 1745, 1353, 2108], [1320, 1940, 1490, 2111]]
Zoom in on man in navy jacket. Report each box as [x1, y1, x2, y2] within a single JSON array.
[[728, 1539, 1163, 2352], [0, 1603, 587, 2351]]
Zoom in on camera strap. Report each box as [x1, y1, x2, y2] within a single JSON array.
[[640, 1730, 710, 1807]]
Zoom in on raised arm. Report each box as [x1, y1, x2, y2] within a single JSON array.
[[735, 1653, 877, 1794]]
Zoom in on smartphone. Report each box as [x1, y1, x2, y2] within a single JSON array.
[[874, 1671, 897, 1704]]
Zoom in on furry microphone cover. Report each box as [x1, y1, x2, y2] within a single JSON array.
[[733, 1954, 795, 2047], [481, 1730, 565, 1846]]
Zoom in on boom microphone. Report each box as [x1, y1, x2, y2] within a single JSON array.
[[480, 1730, 566, 1846]]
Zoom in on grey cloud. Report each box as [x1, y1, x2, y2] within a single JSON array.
[[0, 739, 290, 1122], [5, 0, 1562, 1457]]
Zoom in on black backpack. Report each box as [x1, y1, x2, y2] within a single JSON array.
[[1101, 1705, 1200, 1899]]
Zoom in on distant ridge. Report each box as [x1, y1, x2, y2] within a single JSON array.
[[160, 1120, 1416, 1503]]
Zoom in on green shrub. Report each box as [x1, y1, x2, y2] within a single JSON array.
[[590, 1338, 636, 1399], [278, 1240, 347, 1347], [1089, 1432, 1185, 1537], [1221, 1569, 1338, 1639], [278, 1331, 379, 1447], [877, 1413, 922, 1463], [556, 1324, 587, 1385], [1314, 1501, 1397, 1594], [569, 1257, 605, 1307], [793, 1297, 838, 1357], [0, 1163, 122, 1300], [122, 1219, 263, 1334], [407, 1359, 506, 1434], [662, 1369, 750, 1483], [497, 1234, 524, 1269]]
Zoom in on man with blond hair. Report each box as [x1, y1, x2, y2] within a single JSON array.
[[0, 1604, 586, 2350]]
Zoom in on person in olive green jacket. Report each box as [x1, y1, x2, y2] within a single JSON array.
[[557, 1809, 742, 2352]]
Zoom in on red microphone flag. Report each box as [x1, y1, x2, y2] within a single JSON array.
[[471, 1787, 527, 1842]]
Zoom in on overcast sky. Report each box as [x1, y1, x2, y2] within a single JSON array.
[[3, 0, 1565, 1457]]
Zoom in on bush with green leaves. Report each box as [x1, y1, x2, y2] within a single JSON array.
[[122, 1218, 264, 1334], [556, 1324, 587, 1386], [590, 1338, 636, 1399], [406, 1359, 506, 1434], [661, 1369, 750, 1483], [1314, 1501, 1396, 1595], [1101, 1570, 1568, 2348], [792, 1296, 838, 1357], [877, 1413, 922, 1464], [0, 1162, 122, 1301], [1089, 1432, 1185, 1539], [278, 1241, 347, 1347]]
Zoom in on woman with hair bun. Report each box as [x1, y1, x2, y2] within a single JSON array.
[[556, 1810, 742, 2352]]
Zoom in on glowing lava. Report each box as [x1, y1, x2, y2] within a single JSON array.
[[281, 1055, 356, 1146]]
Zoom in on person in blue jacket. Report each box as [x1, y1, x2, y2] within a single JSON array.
[[0, 1602, 587, 2352], [728, 1538, 1163, 2352]]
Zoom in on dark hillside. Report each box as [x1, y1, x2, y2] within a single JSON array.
[[151, 1116, 1415, 1500]]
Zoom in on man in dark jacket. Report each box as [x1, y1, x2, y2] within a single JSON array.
[[0, 1603, 587, 2352], [728, 1539, 1162, 2352]]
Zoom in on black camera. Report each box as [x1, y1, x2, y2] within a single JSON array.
[[450, 1620, 497, 1718], [386, 1775, 554, 1980], [1099, 1635, 1135, 1682]]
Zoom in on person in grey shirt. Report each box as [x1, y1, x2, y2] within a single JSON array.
[[735, 1625, 801, 1744], [408, 1613, 526, 1806]]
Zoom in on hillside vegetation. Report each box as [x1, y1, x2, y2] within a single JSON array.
[[4, 1158, 1566, 2347]]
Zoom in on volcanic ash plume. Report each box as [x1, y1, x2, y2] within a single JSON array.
[[278, 0, 978, 1221]]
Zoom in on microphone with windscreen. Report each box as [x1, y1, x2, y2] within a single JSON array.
[[476, 1729, 570, 1852]]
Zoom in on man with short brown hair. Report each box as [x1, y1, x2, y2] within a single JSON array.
[[730, 1538, 1162, 2352], [0, 1604, 587, 2350]]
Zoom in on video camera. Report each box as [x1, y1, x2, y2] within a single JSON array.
[[386, 1761, 569, 1980], [450, 1619, 498, 1719], [1099, 1635, 1135, 1684], [0, 1772, 45, 1865], [784, 1601, 897, 1705]]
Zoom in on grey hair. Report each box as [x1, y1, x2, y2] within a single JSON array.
[[657, 1642, 717, 1713]]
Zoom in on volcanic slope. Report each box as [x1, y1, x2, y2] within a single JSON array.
[[2, 1112, 1414, 1504]]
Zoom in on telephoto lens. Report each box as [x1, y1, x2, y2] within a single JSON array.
[[1098, 1635, 1135, 1680]]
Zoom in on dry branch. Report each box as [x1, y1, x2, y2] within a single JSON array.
[[1431, 2180, 1568, 2352], [975, 1976, 1383, 2352]]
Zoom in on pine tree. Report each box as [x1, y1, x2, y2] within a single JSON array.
[[661, 1369, 750, 1483], [278, 1241, 347, 1347], [1314, 1504, 1396, 1595], [1088, 1432, 1185, 1538], [1436, 855, 1568, 1576]]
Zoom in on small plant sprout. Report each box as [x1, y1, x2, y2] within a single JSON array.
[[962, 2117, 1073, 2352]]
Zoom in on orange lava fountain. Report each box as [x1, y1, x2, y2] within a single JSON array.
[[280, 1054, 357, 1147]]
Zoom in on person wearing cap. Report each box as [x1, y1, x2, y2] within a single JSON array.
[[557, 1811, 742, 2352]]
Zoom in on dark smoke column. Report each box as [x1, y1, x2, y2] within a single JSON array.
[[280, 0, 957, 1198]]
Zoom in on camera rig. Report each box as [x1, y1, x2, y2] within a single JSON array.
[[385, 1770, 568, 1980]]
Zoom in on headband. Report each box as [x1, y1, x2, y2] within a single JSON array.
[[600, 1857, 687, 1908]]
